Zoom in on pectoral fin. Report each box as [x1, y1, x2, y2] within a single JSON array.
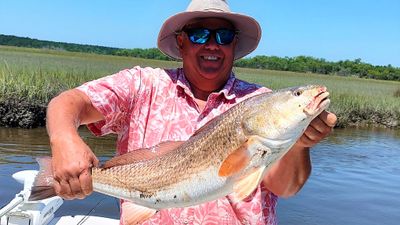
[[232, 166, 266, 201], [122, 201, 157, 225], [218, 141, 251, 177]]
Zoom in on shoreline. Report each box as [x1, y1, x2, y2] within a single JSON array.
[[0, 99, 46, 128], [0, 100, 398, 129]]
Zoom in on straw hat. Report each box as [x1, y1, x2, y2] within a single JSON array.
[[157, 0, 261, 60]]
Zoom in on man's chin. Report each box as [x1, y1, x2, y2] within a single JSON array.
[[198, 70, 222, 80]]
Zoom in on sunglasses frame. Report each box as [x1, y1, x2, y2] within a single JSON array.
[[177, 28, 239, 45]]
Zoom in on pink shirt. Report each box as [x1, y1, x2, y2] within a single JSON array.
[[77, 66, 277, 225]]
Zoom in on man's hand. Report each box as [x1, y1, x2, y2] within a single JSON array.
[[50, 133, 99, 200], [297, 110, 337, 148], [46, 89, 104, 200]]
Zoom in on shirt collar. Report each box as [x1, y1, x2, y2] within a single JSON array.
[[176, 68, 237, 100]]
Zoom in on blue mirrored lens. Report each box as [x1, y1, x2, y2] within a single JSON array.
[[215, 29, 235, 45], [186, 28, 235, 45], [188, 29, 210, 44]]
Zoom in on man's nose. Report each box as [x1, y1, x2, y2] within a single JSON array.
[[204, 35, 220, 50]]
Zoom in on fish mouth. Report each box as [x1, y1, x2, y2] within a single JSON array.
[[304, 87, 330, 116]]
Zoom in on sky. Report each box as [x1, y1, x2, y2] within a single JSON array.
[[1, 0, 399, 67]]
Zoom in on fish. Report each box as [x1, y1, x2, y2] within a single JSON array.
[[29, 85, 330, 224]]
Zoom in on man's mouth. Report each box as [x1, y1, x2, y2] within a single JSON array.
[[201, 55, 220, 61]]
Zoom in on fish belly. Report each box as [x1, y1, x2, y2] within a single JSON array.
[[93, 166, 235, 209]]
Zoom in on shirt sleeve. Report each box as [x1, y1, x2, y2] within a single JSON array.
[[76, 67, 142, 136]]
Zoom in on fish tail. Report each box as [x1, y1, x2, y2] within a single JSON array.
[[29, 156, 57, 201]]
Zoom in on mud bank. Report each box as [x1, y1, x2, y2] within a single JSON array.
[[0, 99, 46, 128], [336, 110, 399, 129]]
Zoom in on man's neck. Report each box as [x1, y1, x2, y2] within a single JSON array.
[[190, 85, 212, 101], [181, 67, 232, 101]]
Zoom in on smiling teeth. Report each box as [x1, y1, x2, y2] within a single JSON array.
[[203, 56, 218, 61]]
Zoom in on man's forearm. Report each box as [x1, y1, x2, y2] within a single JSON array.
[[46, 90, 87, 142], [263, 144, 312, 198], [46, 89, 103, 140]]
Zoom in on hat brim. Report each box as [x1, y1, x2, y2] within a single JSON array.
[[157, 11, 261, 60]]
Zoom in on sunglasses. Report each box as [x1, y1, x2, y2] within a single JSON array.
[[182, 28, 237, 45]]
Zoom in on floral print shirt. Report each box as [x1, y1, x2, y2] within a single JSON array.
[[77, 66, 277, 225]]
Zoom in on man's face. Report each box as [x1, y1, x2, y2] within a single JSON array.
[[177, 18, 237, 93]]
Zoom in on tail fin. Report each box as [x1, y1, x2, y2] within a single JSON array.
[[28, 157, 57, 201]]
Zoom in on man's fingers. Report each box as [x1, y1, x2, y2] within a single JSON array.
[[58, 180, 73, 199], [53, 180, 62, 196], [79, 169, 93, 196], [296, 111, 337, 149], [304, 125, 321, 142], [318, 110, 337, 128], [69, 177, 85, 199], [299, 125, 322, 148], [92, 156, 100, 167], [54, 173, 90, 200], [298, 133, 314, 148], [310, 116, 332, 135]]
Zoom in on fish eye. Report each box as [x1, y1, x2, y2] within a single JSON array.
[[293, 90, 303, 97]]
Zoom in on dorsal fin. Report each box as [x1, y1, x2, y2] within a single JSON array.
[[192, 119, 216, 137], [102, 141, 184, 169], [192, 110, 230, 137]]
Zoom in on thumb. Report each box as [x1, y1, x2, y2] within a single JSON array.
[[320, 110, 337, 128], [91, 155, 100, 167]]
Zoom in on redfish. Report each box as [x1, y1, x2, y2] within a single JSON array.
[[29, 85, 330, 224]]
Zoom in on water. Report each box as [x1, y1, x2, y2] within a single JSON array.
[[1, 127, 399, 224], [277, 128, 400, 225]]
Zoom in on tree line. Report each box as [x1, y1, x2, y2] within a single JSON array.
[[1, 34, 399, 81], [234, 56, 400, 81], [0, 34, 119, 55]]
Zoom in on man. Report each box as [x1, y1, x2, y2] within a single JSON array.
[[46, 0, 337, 224]]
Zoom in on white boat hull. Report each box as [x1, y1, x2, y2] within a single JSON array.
[[1, 170, 120, 225]]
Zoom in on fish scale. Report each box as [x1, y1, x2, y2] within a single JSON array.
[[92, 100, 248, 195]]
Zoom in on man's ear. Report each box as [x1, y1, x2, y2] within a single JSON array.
[[233, 36, 238, 50], [176, 34, 184, 49]]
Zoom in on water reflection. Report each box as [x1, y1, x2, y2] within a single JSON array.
[[0, 127, 117, 165], [0, 128, 50, 164]]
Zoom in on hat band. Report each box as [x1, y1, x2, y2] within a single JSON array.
[[200, 8, 227, 12]]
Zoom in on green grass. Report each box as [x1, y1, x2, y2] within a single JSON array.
[[1, 45, 399, 128], [0, 45, 181, 102], [234, 67, 400, 127], [394, 87, 400, 98]]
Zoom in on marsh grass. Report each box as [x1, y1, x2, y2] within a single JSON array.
[[0, 45, 181, 102], [394, 87, 400, 98], [234, 67, 400, 127], [1, 45, 399, 127]]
